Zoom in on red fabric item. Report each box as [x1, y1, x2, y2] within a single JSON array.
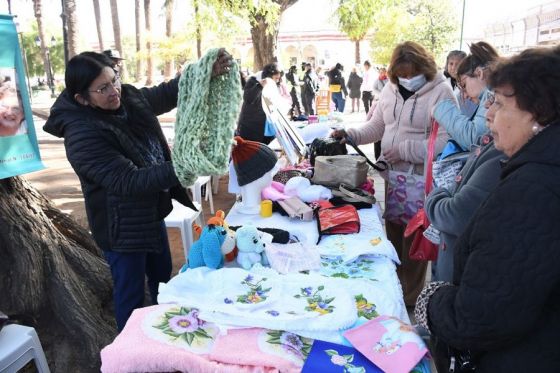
[[405, 120, 439, 261], [316, 204, 360, 243], [405, 209, 438, 261]]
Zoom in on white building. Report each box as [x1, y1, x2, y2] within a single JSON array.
[[231, 0, 373, 72], [483, 0, 560, 54]]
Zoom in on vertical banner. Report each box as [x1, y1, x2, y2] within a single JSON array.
[[0, 14, 44, 179]]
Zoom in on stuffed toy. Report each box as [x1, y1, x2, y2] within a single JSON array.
[[236, 225, 269, 270], [187, 224, 226, 270], [207, 210, 237, 262]]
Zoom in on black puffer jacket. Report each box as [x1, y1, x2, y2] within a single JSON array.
[[44, 78, 195, 253], [236, 76, 268, 144], [428, 123, 560, 372]]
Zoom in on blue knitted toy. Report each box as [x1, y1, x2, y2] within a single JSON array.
[[187, 225, 227, 269]]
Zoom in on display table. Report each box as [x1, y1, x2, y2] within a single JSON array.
[[100, 204, 426, 373]]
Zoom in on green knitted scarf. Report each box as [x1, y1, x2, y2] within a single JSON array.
[[172, 48, 242, 186]]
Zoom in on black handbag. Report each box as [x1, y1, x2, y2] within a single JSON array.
[[309, 137, 347, 166], [0, 311, 10, 332]]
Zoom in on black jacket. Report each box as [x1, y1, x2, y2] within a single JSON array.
[[44, 78, 195, 253], [236, 76, 269, 144], [428, 123, 560, 372]]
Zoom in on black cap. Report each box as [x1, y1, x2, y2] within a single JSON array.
[[102, 49, 125, 60]]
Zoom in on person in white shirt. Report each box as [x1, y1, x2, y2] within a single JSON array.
[[360, 60, 376, 114]]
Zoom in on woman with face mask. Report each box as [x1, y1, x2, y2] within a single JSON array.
[[332, 41, 454, 307], [433, 42, 500, 151]]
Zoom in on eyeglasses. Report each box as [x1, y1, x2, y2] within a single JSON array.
[[89, 75, 121, 96], [457, 76, 467, 91], [0, 103, 22, 115], [486, 90, 495, 106]]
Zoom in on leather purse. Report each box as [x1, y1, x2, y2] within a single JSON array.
[[405, 120, 439, 261], [315, 204, 360, 243], [277, 197, 314, 221], [312, 155, 369, 188]]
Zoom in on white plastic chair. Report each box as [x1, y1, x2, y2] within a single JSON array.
[[164, 200, 202, 260], [0, 324, 50, 373], [188, 176, 214, 215]]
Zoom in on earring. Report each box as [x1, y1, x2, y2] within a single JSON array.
[[532, 124, 541, 136]]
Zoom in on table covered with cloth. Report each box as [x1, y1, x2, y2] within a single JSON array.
[[100, 204, 430, 372]]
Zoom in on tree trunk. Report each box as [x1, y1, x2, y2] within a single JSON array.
[[63, 0, 79, 58], [32, 0, 53, 85], [250, 0, 298, 71], [194, 0, 202, 59], [0, 177, 116, 372], [144, 0, 153, 86], [93, 0, 104, 51], [110, 0, 126, 79], [250, 14, 279, 71], [135, 0, 143, 82], [354, 39, 360, 65], [163, 0, 174, 79]]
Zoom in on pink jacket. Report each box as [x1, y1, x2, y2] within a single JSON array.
[[347, 73, 454, 174]]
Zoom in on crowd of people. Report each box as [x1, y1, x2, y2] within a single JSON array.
[[43, 34, 560, 371], [332, 42, 560, 372]]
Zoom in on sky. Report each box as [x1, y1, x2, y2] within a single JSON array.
[[1, 0, 556, 49]]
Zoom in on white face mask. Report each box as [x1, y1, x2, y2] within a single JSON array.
[[398, 74, 427, 92]]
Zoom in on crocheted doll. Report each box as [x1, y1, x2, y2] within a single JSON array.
[[187, 224, 227, 269], [207, 210, 237, 262], [173, 48, 242, 186], [236, 225, 269, 270]]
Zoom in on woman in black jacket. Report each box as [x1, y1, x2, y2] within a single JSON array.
[[415, 47, 560, 372], [44, 51, 231, 330], [236, 63, 280, 144]]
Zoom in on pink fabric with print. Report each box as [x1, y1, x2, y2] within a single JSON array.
[[210, 328, 302, 373], [100, 305, 290, 373], [343, 316, 428, 373]]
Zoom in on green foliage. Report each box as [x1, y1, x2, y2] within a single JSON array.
[[405, 0, 458, 60], [20, 24, 64, 79], [334, 0, 381, 42], [369, 0, 458, 66], [369, 6, 413, 65]]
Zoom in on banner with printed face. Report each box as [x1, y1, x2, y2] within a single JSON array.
[[0, 14, 44, 179]]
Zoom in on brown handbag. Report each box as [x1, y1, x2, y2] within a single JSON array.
[[311, 155, 369, 188]]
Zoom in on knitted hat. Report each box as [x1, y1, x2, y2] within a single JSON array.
[[232, 136, 277, 186]]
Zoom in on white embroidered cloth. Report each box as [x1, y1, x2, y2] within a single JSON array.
[[158, 267, 357, 332], [318, 207, 400, 264]]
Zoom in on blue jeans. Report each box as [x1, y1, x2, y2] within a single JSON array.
[[331, 92, 346, 112], [104, 222, 172, 331]]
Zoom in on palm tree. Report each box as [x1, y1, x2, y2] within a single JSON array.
[[135, 0, 143, 82], [194, 0, 202, 59], [110, 0, 126, 78], [163, 0, 174, 79], [63, 0, 79, 58], [144, 0, 154, 85], [32, 0, 53, 86], [93, 0, 104, 51]]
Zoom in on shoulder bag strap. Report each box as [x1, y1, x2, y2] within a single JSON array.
[[345, 135, 388, 172], [425, 120, 439, 195]]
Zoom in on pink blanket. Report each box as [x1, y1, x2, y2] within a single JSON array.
[[101, 305, 303, 373]]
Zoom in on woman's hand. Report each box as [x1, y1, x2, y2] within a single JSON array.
[[211, 48, 233, 77], [330, 129, 347, 144], [383, 147, 401, 163]]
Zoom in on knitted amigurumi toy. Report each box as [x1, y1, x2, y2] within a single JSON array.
[[236, 224, 269, 270], [187, 224, 227, 270], [207, 210, 237, 262]]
